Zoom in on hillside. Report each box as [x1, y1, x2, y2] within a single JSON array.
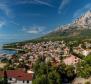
[[41, 11, 91, 41]]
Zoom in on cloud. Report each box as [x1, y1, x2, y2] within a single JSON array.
[[13, 0, 54, 7], [34, 0, 54, 7], [13, 0, 36, 5], [0, 3, 12, 17], [16, 13, 42, 18], [9, 20, 20, 26], [0, 0, 14, 17], [73, 3, 91, 19], [23, 25, 45, 34], [0, 20, 6, 28], [58, 0, 71, 14]]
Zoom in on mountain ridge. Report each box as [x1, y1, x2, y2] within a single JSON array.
[[43, 10, 91, 40]]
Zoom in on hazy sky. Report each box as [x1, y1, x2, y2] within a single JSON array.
[[0, 0, 91, 43]]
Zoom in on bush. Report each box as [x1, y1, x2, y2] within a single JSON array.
[[85, 81, 90, 84]]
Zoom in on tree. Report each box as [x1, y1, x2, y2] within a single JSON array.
[[58, 63, 75, 82], [76, 61, 91, 78], [84, 55, 91, 65], [85, 81, 90, 84], [33, 75, 47, 84], [3, 71, 8, 84], [65, 65, 75, 78], [48, 70, 62, 84], [33, 58, 62, 84]]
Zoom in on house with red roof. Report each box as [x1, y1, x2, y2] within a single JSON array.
[[0, 69, 34, 84]]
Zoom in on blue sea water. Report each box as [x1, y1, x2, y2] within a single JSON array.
[[0, 41, 16, 55], [0, 49, 16, 55]]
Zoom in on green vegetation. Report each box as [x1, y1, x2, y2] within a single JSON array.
[[32, 57, 76, 84], [76, 55, 91, 78], [85, 81, 90, 84], [33, 58, 62, 84]]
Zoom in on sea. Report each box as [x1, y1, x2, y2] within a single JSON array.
[[0, 41, 16, 55]]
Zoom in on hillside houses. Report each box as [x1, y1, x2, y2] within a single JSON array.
[[1, 40, 91, 84], [73, 47, 91, 56]]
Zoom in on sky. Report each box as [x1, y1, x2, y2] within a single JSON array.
[[0, 0, 91, 44]]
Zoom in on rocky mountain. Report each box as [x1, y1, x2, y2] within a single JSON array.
[[44, 11, 91, 40], [74, 10, 91, 28]]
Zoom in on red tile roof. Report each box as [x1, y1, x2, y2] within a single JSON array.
[[0, 69, 33, 81]]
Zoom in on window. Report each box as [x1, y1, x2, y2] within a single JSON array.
[[75, 57, 77, 59], [9, 78, 12, 80], [23, 80, 25, 83], [27, 80, 29, 83], [75, 60, 77, 62]]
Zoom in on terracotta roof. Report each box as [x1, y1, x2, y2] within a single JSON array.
[[0, 69, 33, 81]]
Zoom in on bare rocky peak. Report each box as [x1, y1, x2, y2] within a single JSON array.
[[74, 10, 91, 27], [54, 11, 91, 33]]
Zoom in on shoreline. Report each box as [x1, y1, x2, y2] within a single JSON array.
[[2, 48, 22, 51], [0, 48, 17, 55]]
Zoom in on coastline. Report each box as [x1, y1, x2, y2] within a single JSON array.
[[2, 48, 19, 51], [0, 48, 17, 55]]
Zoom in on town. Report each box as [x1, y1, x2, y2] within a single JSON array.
[[0, 39, 91, 84]]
